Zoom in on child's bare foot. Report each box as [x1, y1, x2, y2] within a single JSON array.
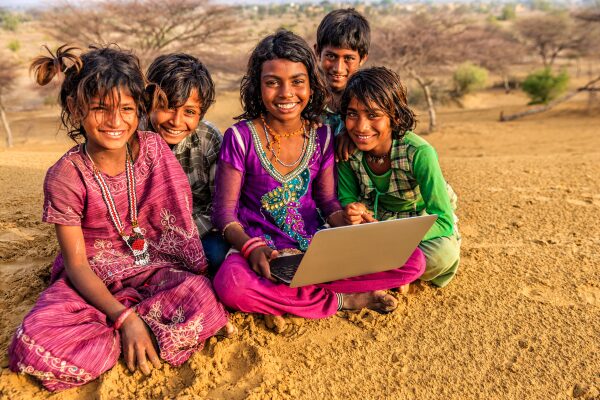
[[342, 290, 398, 314], [398, 284, 410, 295], [216, 321, 237, 338], [264, 314, 287, 333]]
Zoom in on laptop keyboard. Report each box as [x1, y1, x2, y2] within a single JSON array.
[[270, 254, 304, 284]]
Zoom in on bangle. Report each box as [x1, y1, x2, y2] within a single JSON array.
[[113, 308, 135, 330], [326, 209, 343, 224], [243, 241, 266, 259], [241, 237, 262, 255], [222, 221, 244, 239]]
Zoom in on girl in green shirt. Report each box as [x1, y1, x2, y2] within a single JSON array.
[[337, 67, 460, 288]]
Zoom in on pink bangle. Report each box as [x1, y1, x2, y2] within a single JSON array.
[[113, 308, 135, 330], [241, 237, 262, 255], [243, 241, 266, 259]]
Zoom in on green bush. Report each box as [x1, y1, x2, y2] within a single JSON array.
[[452, 62, 488, 97], [1, 12, 20, 32], [522, 68, 569, 104], [7, 39, 20, 52]]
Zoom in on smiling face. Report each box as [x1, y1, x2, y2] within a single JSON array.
[[318, 46, 366, 93], [150, 89, 202, 145], [81, 87, 138, 154], [345, 97, 393, 155], [260, 58, 312, 124]]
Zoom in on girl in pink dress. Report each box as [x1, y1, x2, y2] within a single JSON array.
[[8, 45, 232, 391], [211, 30, 425, 321]]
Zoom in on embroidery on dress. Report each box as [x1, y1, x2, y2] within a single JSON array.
[[261, 168, 312, 251], [15, 326, 93, 385], [139, 301, 205, 365]]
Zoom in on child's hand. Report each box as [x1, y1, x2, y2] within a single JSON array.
[[248, 246, 279, 282], [335, 129, 356, 162], [343, 202, 377, 225], [120, 313, 161, 375]]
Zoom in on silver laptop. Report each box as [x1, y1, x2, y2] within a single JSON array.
[[270, 214, 437, 288]]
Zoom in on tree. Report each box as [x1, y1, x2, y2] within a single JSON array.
[[372, 12, 471, 132], [41, 0, 237, 65], [0, 55, 18, 148], [515, 13, 590, 68]]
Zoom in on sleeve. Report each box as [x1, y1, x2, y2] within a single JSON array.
[[212, 125, 247, 231], [412, 145, 455, 240], [218, 125, 248, 173], [312, 126, 342, 218], [42, 159, 86, 226], [336, 160, 361, 207], [204, 122, 223, 200]]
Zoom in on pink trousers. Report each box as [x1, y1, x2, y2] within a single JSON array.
[[213, 248, 425, 319]]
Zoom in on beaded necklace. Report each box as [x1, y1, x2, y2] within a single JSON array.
[[260, 114, 305, 153], [263, 121, 308, 168], [84, 143, 150, 266], [366, 152, 390, 165]]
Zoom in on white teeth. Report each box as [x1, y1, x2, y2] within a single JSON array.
[[163, 128, 186, 136], [358, 135, 370, 140], [277, 103, 297, 109], [106, 131, 123, 137]]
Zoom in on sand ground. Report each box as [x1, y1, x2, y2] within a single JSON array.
[[0, 90, 598, 399]]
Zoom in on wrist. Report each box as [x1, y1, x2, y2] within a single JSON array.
[[113, 307, 136, 330], [243, 241, 267, 259]]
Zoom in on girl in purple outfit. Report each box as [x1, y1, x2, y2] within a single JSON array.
[[212, 30, 425, 322], [9, 45, 233, 391]]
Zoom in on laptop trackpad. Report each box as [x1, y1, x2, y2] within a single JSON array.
[[270, 254, 304, 284]]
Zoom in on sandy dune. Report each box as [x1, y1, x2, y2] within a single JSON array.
[[0, 92, 598, 399]]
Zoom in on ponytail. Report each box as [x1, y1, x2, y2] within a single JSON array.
[[30, 44, 82, 86]]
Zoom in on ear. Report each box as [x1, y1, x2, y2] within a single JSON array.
[[313, 44, 320, 59], [359, 54, 368, 66]]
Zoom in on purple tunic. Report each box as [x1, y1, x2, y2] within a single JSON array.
[[213, 120, 341, 251], [9, 131, 228, 391]]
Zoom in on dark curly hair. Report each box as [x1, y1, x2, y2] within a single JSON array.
[[146, 53, 215, 119], [30, 44, 149, 142], [236, 29, 329, 125], [340, 66, 417, 138]]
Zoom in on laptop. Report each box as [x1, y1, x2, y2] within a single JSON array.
[[269, 214, 437, 288]]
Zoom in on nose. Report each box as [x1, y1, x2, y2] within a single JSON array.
[[356, 116, 370, 133], [105, 108, 123, 128], [279, 82, 293, 98], [332, 57, 344, 73], [171, 109, 184, 127]]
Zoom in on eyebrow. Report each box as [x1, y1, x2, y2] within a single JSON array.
[[262, 73, 308, 79]]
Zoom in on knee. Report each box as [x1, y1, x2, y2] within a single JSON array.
[[213, 256, 254, 310], [420, 237, 460, 279]]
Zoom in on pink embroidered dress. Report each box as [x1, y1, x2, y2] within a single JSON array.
[[9, 131, 228, 391]]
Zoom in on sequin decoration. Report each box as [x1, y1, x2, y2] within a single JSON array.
[[261, 169, 311, 251]]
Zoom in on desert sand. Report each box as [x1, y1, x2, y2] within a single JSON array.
[[0, 90, 599, 399]]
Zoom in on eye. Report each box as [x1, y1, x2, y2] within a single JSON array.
[[91, 105, 106, 111], [184, 108, 198, 116], [368, 113, 381, 119], [265, 79, 279, 87], [292, 79, 305, 85], [344, 56, 356, 62], [122, 106, 136, 113], [346, 111, 358, 118], [326, 54, 336, 61]]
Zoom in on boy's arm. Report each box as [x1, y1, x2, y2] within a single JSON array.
[[412, 146, 455, 241]]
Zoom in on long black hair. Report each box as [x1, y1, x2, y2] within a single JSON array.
[[340, 66, 417, 137]]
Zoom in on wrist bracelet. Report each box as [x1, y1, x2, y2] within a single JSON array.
[[243, 241, 266, 259], [113, 307, 135, 330], [327, 209, 344, 224], [241, 237, 262, 255], [222, 221, 244, 239]]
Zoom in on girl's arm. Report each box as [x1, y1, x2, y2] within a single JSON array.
[[212, 160, 278, 280], [56, 224, 161, 375], [412, 146, 455, 241]]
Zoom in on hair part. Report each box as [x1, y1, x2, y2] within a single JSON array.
[[30, 44, 152, 142], [315, 8, 370, 59], [340, 66, 417, 136], [237, 29, 329, 126], [146, 53, 215, 119]]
